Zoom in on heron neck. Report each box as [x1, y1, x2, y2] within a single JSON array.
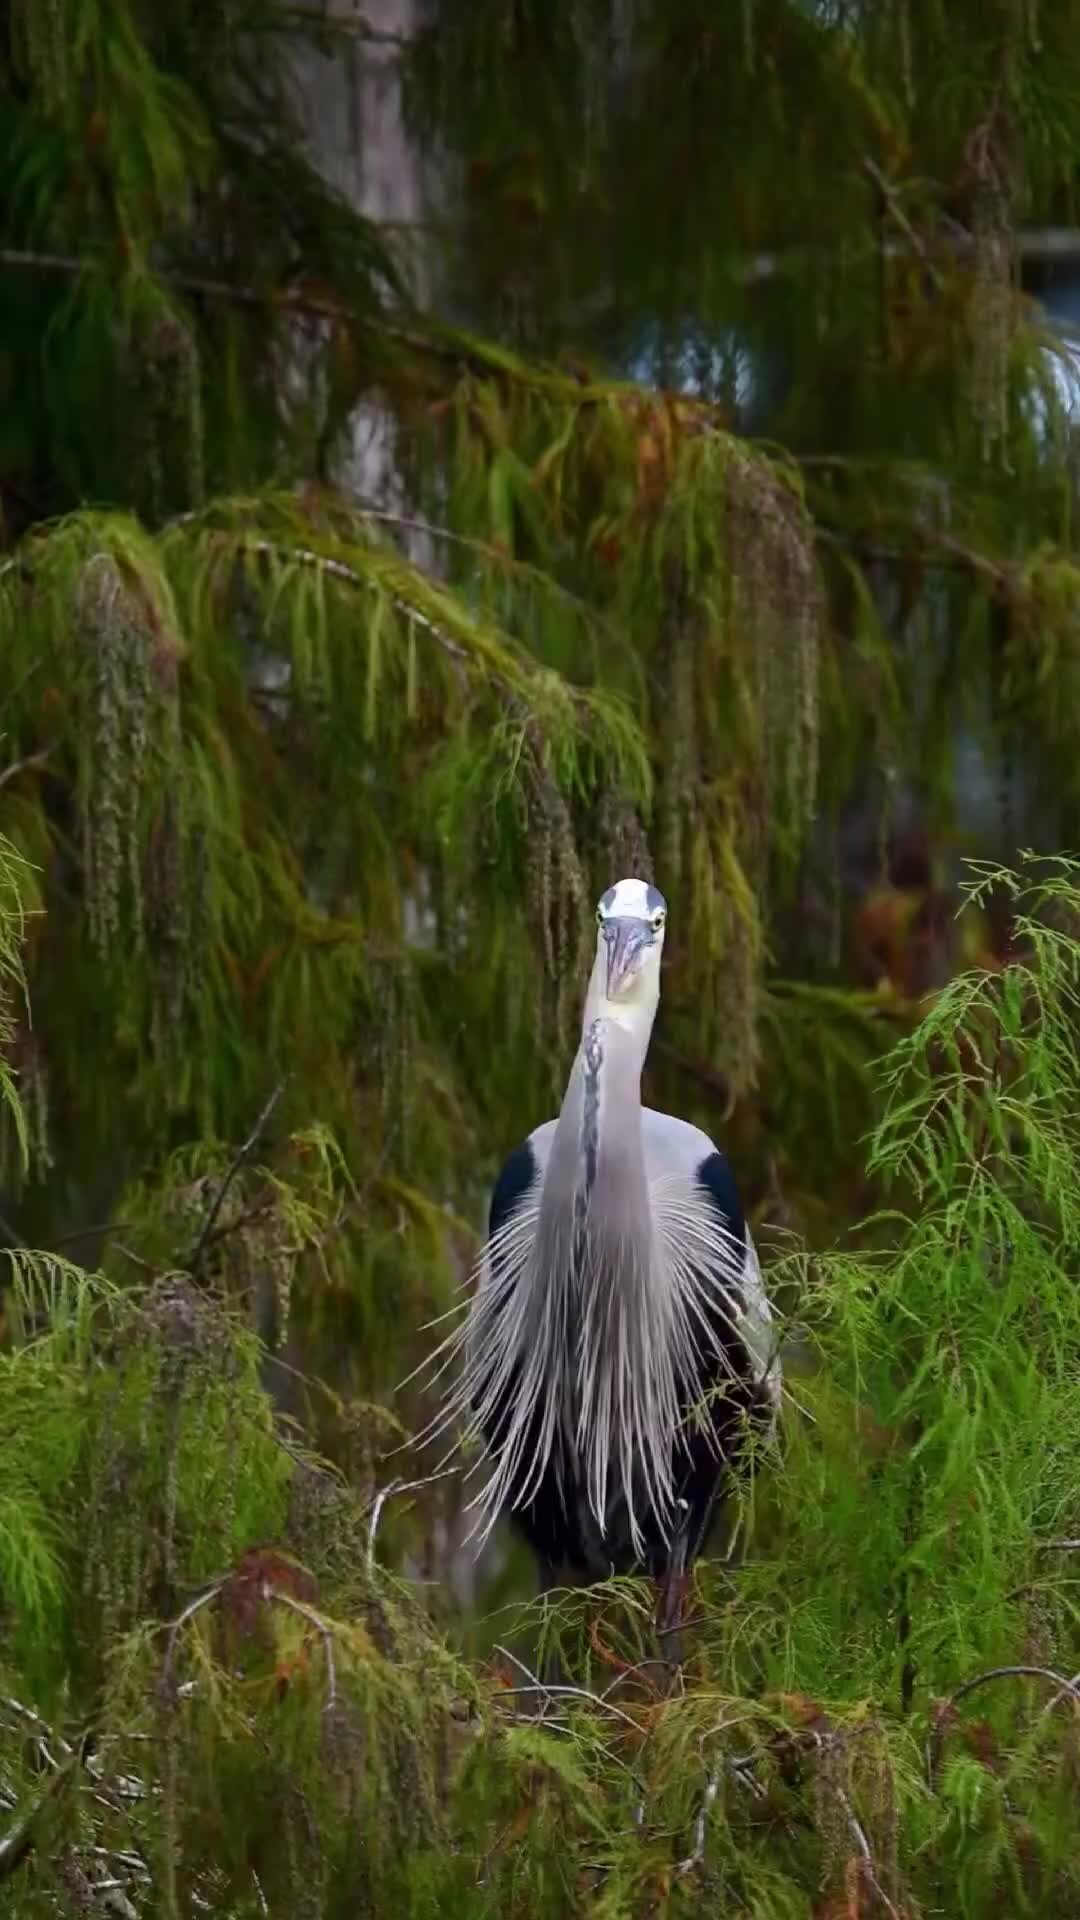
[[548, 1002, 654, 1213]]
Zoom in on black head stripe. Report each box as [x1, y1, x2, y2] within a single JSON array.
[[599, 886, 616, 914], [645, 885, 667, 915]]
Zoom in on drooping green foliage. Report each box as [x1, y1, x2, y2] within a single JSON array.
[[2, 0, 1080, 1304], [406, 0, 1080, 850], [6, 2, 1080, 1912], [5, 835, 1080, 1913]]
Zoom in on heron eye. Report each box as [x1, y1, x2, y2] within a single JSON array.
[[596, 908, 604, 927], [651, 911, 666, 931]]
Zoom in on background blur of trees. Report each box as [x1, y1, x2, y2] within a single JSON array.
[[4, 3, 1080, 1912]]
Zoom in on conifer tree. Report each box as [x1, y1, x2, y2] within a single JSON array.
[[2, 4, 1080, 1911]]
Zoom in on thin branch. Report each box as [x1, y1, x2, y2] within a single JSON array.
[[113, 1242, 159, 1275], [490, 1645, 643, 1733], [598, 1657, 674, 1700], [264, 1585, 337, 1713], [231, 537, 469, 667], [656, 1614, 707, 1638], [0, 1746, 81, 1880], [677, 1769, 721, 1876], [160, 1584, 225, 1693], [0, 746, 52, 792], [0, 248, 365, 323], [862, 157, 945, 293], [927, 1663, 1080, 1785], [837, 1784, 902, 1920], [48, 1221, 136, 1252], [366, 1466, 459, 1572], [186, 1079, 287, 1272], [3, 1695, 73, 1760]]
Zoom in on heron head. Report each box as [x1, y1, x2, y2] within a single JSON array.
[[594, 878, 667, 1002]]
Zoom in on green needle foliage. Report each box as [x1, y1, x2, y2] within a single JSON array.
[[3, 839, 1080, 1913], [8, 0, 1080, 1327], [7, 3, 1080, 1910]]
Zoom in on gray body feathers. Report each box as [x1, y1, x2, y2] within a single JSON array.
[[419, 1017, 781, 1576]]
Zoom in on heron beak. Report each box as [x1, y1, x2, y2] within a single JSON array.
[[603, 917, 649, 998]]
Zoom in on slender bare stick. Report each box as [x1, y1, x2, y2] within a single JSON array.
[[837, 1785, 902, 1920], [366, 1466, 459, 1572], [0, 1748, 80, 1879], [264, 1586, 337, 1712], [861, 157, 945, 294], [186, 1080, 287, 1272], [926, 1663, 1080, 1785], [491, 1645, 642, 1733], [161, 1585, 224, 1692], [677, 1770, 720, 1876], [0, 747, 52, 791]]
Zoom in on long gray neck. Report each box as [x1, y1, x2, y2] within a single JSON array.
[[543, 992, 655, 1235]]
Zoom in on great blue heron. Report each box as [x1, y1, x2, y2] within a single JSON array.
[[423, 877, 781, 1632]]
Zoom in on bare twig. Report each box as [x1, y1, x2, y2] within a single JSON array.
[[161, 1584, 225, 1693], [491, 1645, 643, 1733], [598, 1657, 675, 1699], [862, 156, 945, 293], [113, 1242, 159, 1275], [3, 1695, 74, 1760], [366, 1466, 459, 1572], [0, 746, 52, 792], [656, 1614, 707, 1638], [48, 1222, 137, 1252], [186, 1079, 287, 1272], [0, 248, 368, 322], [264, 1585, 337, 1712], [0, 1747, 81, 1880], [927, 1663, 1080, 1786], [837, 1784, 902, 1920], [676, 1769, 721, 1875]]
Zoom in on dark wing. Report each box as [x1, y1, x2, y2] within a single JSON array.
[[655, 1147, 768, 1577], [488, 1138, 539, 1241], [695, 1149, 748, 1253]]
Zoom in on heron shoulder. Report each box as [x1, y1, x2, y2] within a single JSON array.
[[642, 1109, 746, 1236], [488, 1121, 558, 1240], [641, 1107, 718, 1172]]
